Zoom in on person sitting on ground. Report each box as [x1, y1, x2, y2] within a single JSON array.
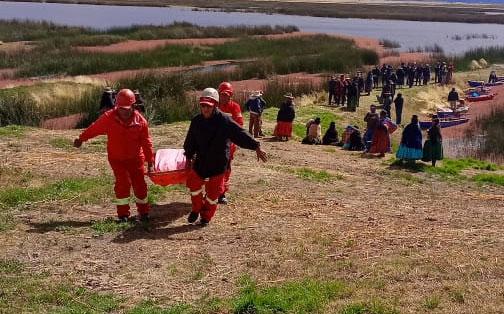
[[322, 121, 339, 145], [348, 125, 364, 151], [396, 114, 423, 164], [363, 105, 379, 151], [422, 117, 443, 167], [447, 88, 459, 111], [302, 117, 322, 145], [273, 93, 296, 141], [339, 125, 353, 149], [367, 115, 390, 158]]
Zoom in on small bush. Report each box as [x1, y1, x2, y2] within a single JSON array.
[[473, 173, 504, 186], [379, 39, 401, 49]]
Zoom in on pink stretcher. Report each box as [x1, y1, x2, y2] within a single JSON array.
[[148, 149, 189, 186]]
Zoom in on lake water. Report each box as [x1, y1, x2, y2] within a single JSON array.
[[1, 1, 504, 54]]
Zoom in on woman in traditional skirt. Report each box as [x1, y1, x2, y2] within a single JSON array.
[[422, 118, 443, 166], [273, 93, 296, 141], [396, 115, 423, 163], [368, 115, 390, 157]]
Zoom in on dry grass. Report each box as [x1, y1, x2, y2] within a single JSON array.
[[1, 82, 504, 312]]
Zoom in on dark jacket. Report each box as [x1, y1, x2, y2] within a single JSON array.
[[184, 110, 259, 178], [99, 92, 114, 112], [428, 125, 442, 144], [448, 91, 459, 101], [277, 101, 295, 122], [394, 96, 404, 110], [400, 123, 423, 150], [245, 97, 265, 114]]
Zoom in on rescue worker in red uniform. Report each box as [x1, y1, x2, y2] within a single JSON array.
[[74, 89, 154, 222], [184, 88, 267, 226], [216, 81, 244, 205]]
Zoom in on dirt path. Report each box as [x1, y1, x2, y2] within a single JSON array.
[[0, 117, 503, 312]]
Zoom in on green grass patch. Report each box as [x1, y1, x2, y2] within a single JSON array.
[[49, 137, 73, 149], [294, 167, 338, 182], [0, 125, 28, 137], [148, 184, 187, 204], [232, 276, 347, 314], [0, 176, 112, 208], [341, 301, 399, 314], [423, 295, 441, 310], [425, 158, 498, 177], [0, 212, 15, 232], [0, 259, 23, 274], [91, 217, 135, 235], [472, 173, 504, 186]]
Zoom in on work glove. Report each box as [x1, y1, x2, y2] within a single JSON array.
[[73, 138, 83, 148]]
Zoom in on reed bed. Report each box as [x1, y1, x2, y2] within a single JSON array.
[[0, 20, 298, 43], [2, 35, 378, 78], [453, 46, 504, 71]]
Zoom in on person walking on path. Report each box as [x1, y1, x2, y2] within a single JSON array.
[[396, 115, 423, 164], [74, 89, 154, 222], [422, 117, 443, 167], [217, 81, 244, 205], [393, 93, 404, 125], [184, 88, 267, 226], [447, 88, 459, 111]]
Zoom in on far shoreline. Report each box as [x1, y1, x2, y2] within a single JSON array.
[[3, 0, 504, 24]]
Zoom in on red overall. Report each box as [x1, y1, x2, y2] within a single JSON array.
[[186, 169, 225, 221], [217, 100, 243, 194], [79, 109, 154, 218]]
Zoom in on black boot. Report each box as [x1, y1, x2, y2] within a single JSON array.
[[218, 194, 228, 205], [187, 211, 199, 224]]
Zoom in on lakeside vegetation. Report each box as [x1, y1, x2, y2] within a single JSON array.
[[0, 34, 377, 78], [0, 20, 298, 43], [454, 46, 504, 71]]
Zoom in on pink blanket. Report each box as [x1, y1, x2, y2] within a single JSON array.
[[154, 149, 187, 173]]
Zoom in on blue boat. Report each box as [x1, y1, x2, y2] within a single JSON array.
[[420, 117, 470, 130]]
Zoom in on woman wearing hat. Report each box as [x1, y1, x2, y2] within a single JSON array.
[[245, 90, 265, 138], [273, 93, 296, 141]]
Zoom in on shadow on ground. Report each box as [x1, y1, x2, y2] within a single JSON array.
[[112, 201, 202, 243], [27, 220, 94, 233]]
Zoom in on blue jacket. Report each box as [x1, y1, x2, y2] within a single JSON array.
[[245, 97, 266, 114]]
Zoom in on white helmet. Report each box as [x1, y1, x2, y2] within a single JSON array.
[[200, 87, 219, 106]]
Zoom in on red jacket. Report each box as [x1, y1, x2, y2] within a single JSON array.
[[79, 109, 154, 163], [218, 100, 243, 126]]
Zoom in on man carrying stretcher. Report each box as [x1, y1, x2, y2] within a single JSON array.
[[184, 88, 267, 226]]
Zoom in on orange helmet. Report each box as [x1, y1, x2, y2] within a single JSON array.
[[115, 89, 136, 108], [218, 82, 233, 96]]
